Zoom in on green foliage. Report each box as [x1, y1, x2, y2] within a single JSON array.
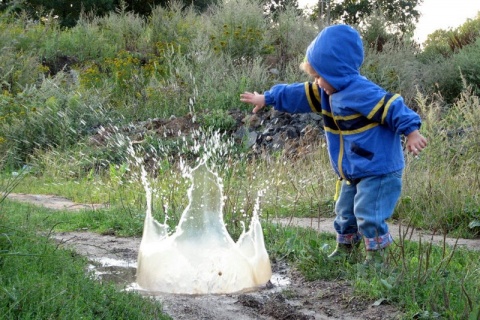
[[148, 2, 200, 55], [396, 87, 480, 237], [353, 241, 480, 318], [104, 50, 148, 98], [19, 0, 115, 27], [264, 5, 319, 76], [0, 2, 478, 318], [453, 38, 480, 97], [0, 211, 167, 319], [264, 221, 480, 318], [359, 10, 399, 51], [362, 39, 424, 107], [322, 0, 421, 34], [40, 19, 118, 65], [421, 13, 480, 58], [98, 8, 148, 53], [200, 109, 237, 132], [417, 16, 480, 103], [117, 0, 219, 17], [0, 51, 45, 94], [0, 74, 114, 168], [420, 29, 454, 60], [0, 0, 478, 233], [263, 0, 301, 21], [264, 224, 349, 279], [0, 170, 24, 207], [419, 56, 464, 104], [206, 0, 271, 59]]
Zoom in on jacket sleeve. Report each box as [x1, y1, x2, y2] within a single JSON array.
[[370, 94, 422, 136], [264, 82, 322, 113], [342, 78, 421, 136]]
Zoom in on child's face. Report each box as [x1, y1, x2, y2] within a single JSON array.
[[314, 76, 336, 95], [301, 61, 336, 95]]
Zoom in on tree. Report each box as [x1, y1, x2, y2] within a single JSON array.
[[118, 0, 220, 16], [263, 0, 300, 20], [316, 0, 422, 35], [1, 0, 116, 27], [421, 13, 480, 60], [183, 0, 221, 12], [0, 0, 219, 27]]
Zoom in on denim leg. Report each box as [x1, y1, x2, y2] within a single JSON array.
[[333, 181, 362, 244], [354, 170, 403, 250]]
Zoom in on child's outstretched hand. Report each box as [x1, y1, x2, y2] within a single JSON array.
[[240, 91, 266, 113], [406, 130, 427, 156]]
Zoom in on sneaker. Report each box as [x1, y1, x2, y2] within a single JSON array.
[[363, 248, 388, 267], [328, 242, 360, 261]]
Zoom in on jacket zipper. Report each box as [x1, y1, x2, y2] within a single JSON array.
[[330, 95, 346, 181]]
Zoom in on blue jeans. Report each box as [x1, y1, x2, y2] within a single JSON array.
[[333, 170, 403, 250]]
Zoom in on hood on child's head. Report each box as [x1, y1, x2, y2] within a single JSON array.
[[306, 24, 364, 92]]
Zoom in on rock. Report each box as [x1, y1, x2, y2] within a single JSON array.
[[88, 108, 325, 160]]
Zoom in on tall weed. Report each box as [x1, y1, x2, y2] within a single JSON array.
[[149, 1, 200, 56], [363, 40, 424, 108], [0, 74, 113, 169], [41, 18, 118, 64], [399, 86, 480, 237], [0, 49, 45, 94], [264, 5, 319, 77], [98, 8, 148, 53], [205, 0, 270, 59]]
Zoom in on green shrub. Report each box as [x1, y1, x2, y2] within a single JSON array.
[[200, 109, 237, 131], [399, 87, 480, 237], [453, 37, 480, 97], [0, 74, 114, 168], [362, 40, 424, 108], [97, 7, 148, 53], [205, 0, 270, 59], [264, 5, 319, 77], [0, 49, 45, 94], [148, 1, 200, 57], [41, 18, 118, 65]]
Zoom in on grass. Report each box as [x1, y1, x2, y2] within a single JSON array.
[[0, 203, 169, 319], [263, 223, 480, 319]]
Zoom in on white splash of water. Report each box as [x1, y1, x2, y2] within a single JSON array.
[[136, 161, 272, 294]]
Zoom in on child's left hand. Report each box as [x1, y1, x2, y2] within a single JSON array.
[[406, 130, 427, 156]]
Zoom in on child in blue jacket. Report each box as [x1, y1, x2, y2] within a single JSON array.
[[240, 24, 427, 264]]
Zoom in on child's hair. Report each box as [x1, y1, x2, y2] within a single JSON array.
[[300, 60, 318, 78]]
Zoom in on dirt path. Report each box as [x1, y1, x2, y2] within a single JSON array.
[[6, 193, 480, 319], [278, 217, 480, 251], [9, 192, 479, 251]]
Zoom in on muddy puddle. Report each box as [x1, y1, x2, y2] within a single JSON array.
[[87, 254, 290, 295], [53, 230, 401, 320], [87, 257, 137, 287]]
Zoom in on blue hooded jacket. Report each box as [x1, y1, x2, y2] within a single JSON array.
[[263, 25, 421, 180]]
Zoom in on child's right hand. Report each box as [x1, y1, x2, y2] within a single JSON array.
[[240, 91, 266, 113], [406, 130, 427, 156]]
